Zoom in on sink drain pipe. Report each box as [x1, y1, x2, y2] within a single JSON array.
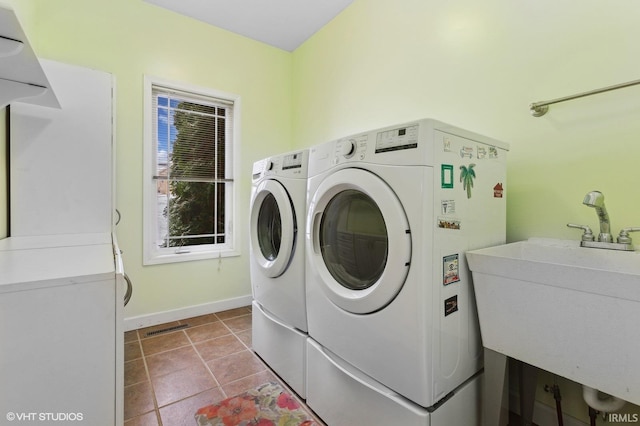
[[588, 407, 597, 426], [545, 384, 564, 426], [583, 385, 626, 424], [552, 385, 564, 426]]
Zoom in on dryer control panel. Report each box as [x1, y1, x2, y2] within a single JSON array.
[[335, 134, 368, 162], [375, 124, 419, 153], [331, 122, 424, 167]]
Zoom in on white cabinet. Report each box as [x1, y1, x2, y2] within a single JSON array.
[[2, 60, 123, 424], [0, 234, 122, 424], [10, 60, 113, 236]]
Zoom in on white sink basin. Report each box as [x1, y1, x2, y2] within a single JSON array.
[[466, 238, 640, 406]]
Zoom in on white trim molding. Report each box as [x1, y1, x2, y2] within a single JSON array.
[[124, 294, 253, 332]]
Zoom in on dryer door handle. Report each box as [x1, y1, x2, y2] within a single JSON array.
[[311, 212, 323, 254]]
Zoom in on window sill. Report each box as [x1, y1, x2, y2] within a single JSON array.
[[143, 248, 240, 266]]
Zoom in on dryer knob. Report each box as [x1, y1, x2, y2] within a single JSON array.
[[265, 161, 274, 171], [340, 140, 356, 158]]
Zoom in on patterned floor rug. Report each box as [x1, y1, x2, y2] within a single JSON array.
[[195, 382, 318, 426]]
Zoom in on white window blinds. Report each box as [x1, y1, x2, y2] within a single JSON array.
[[152, 85, 233, 183]]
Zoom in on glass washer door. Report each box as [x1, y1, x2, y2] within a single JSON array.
[[250, 179, 296, 278], [309, 168, 411, 314]]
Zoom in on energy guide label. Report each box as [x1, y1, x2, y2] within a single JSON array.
[[443, 254, 460, 285]]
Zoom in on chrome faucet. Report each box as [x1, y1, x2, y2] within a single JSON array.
[[582, 191, 612, 242], [567, 190, 638, 251]]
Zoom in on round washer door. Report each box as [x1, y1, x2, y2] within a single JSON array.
[[250, 179, 297, 278], [308, 168, 411, 314]]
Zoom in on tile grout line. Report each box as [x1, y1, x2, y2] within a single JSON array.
[[183, 323, 226, 397], [142, 330, 165, 426], [129, 329, 164, 426], [207, 315, 253, 398]]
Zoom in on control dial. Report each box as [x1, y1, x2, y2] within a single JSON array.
[[340, 139, 357, 158], [264, 161, 274, 172]]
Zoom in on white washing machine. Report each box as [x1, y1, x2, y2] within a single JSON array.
[[250, 149, 309, 397], [305, 119, 508, 423]]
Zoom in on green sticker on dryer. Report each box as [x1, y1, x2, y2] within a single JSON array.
[[441, 164, 454, 188], [460, 163, 476, 199]]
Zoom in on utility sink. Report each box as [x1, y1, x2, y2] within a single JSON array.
[[466, 238, 640, 406]]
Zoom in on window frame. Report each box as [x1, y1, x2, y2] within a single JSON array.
[[143, 75, 241, 265]]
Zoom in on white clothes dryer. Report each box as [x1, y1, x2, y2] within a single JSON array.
[[250, 149, 309, 397], [305, 119, 508, 416]]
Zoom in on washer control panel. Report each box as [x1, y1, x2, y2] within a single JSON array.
[[282, 151, 304, 170], [253, 150, 307, 180]]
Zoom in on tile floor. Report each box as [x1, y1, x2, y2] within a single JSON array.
[[124, 305, 322, 426], [123, 305, 526, 426]]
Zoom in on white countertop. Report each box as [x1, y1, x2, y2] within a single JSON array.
[[0, 233, 112, 251], [0, 233, 115, 293]]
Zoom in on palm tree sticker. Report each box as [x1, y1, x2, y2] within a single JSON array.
[[460, 163, 476, 199]]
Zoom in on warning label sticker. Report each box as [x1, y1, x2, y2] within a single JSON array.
[[445, 295, 459, 316]]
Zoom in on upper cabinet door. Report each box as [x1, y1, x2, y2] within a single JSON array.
[[10, 60, 114, 236], [0, 5, 60, 109]]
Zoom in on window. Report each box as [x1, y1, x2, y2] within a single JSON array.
[[143, 77, 240, 264]]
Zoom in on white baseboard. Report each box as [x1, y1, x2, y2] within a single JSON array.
[[123, 294, 253, 332]]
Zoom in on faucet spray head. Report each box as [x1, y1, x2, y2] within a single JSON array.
[[583, 191, 605, 208], [583, 191, 612, 242]]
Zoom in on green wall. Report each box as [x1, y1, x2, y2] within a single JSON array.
[[6, 0, 293, 321], [291, 0, 640, 423]]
